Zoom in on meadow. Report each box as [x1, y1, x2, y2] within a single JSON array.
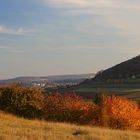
[[65, 82, 140, 101], [0, 111, 140, 140]]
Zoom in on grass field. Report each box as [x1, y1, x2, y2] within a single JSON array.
[[62, 82, 140, 101], [0, 111, 140, 140]]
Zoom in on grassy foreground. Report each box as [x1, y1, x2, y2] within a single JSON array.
[[0, 112, 140, 140]]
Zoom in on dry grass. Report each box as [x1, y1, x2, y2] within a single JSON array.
[[0, 112, 140, 140]]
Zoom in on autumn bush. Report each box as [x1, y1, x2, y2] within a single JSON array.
[[43, 94, 97, 124], [0, 84, 140, 131], [43, 93, 140, 131], [95, 95, 140, 130], [0, 84, 45, 118]]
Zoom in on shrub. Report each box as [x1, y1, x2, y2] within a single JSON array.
[[96, 95, 140, 130], [0, 84, 140, 131], [0, 84, 45, 118], [44, 94, 97, 124]]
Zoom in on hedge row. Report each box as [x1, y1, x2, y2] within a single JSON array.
[[0, 84, 140, 131]]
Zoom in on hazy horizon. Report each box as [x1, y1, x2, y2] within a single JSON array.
[[0, 72, 95, 80], [0, 0, 140, 79]]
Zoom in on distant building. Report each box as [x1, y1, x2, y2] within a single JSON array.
[[32, 83, 46, 87]]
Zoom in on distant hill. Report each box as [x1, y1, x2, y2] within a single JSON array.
[[68, 55, 140, 100], [0, 74, 95, 86], [93, 55, 140, 81]]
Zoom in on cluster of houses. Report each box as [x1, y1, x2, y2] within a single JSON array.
[[31, 82, 77, 89]]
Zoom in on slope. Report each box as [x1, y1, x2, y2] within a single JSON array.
[[94, 55, 140, 81], [0, 112, 140, 140]]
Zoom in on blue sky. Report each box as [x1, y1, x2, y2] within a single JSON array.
[[0, 0, 140, 79]]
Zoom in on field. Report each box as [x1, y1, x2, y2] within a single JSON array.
[[62, 82, 140, 101], [0, 112, 140, 140]]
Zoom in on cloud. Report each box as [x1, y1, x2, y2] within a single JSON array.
[[0, 25, 33, 35], [40, 0, 140, 10], [36, 0, 140, 57], [41, 0, 90, 7], [44, 0, 110, 7], [40, 0, 101, 8], [0, 46, 24, 53]]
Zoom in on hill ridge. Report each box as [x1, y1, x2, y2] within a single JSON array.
[[94, 55, 140, 81]]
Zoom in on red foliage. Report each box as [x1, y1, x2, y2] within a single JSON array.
[[44, 94, 97, 124], [0, 84, 140, 131], [97, 96, 140, 130], [0, 84, 45, 118]]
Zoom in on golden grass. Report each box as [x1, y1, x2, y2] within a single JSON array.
[[0, 111, 140, 140]]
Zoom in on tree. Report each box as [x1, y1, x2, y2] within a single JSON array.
[[0, 84, 45, 118]]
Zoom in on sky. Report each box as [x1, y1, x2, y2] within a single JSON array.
[[0, 0, 140, 79]]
